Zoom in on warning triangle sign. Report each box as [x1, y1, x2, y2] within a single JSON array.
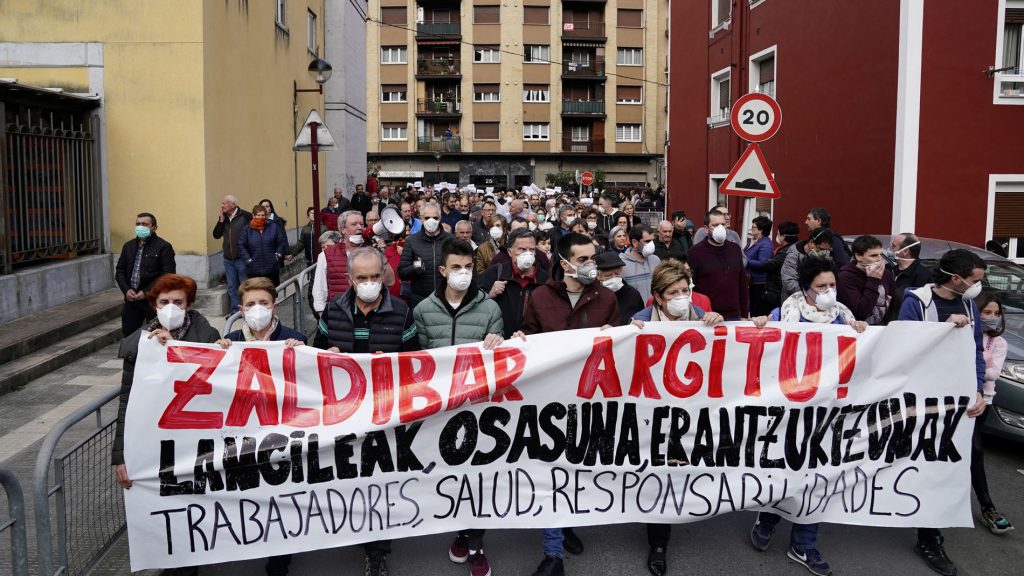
[[719, 143, 780, 199]]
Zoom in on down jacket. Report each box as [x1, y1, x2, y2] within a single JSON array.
[[398, 229, 454, 305], [413, 282, 504, 349], [237, 221, 288, 277]]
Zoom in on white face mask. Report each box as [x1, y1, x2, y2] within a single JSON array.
[[157, 303, 186, 330], [244, 304, 273, 332], [587, 220, 597, 230], [528, 222, 537, 231], [446, 268, 473, 292], [355, 281, 382, 303], [890, 241, 921, 261], [490, 226, 503, 240], [516, 251, 536, 271], [667, 295, 690, 318], [641, 240, 656, 257], [348, 234, 364, 246], [711, 225, 728, 244], [423, 217, 440, 234], [602, 277, 624, 292], [810, 287, 838, 310]]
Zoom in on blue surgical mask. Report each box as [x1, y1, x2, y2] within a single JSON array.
[[135, 226, 151, 239]]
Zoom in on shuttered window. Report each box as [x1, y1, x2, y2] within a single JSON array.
[[616, 85, 642, 103], [473, 84, 500, 101], [524, 6, 549, 25], [759, 56, 776, 83], [618, 9, 642, 28], [380, 7, 406, 25], [474, 5, 500, 24], [474, 122, 500, 140], [994, 193, 1024, 236]]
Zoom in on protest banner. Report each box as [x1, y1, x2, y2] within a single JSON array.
[[122, 321, 977, 569]]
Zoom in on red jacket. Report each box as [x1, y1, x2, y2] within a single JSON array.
[[521, 279, 620, 334]]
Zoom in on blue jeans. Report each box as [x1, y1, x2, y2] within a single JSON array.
[[224, 257, 248, 312], [542, 528, 563, 558], [757, 512, 819, 550]]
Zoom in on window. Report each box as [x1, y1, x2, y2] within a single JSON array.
[[276, 0, 288, 28], [307, 10, 317, 53], [617, 48, 643, 66], [474, 45, 500, 63], [616, 124, 642, 142], [524, 6, 549, 25], [381, 123, 407, 141], [618, 9, 643, 28], [523, 84, 551, 102], [523, 123, 550, 141], [380, 7, 406, 25], [381, 46, 408, 64], [570, 125, 590, 142], [525, 45, 550, 63], [473, 84, 500, 102], [710, 68, 730, 124], [569, 49, 591, 66], [474, 5, 500, 24], [997, 4, 1024, 100], [712, 0, 731, 29], [988, 176, 1024, 262], [430, 9, 451, 24], [749, 47, 777, 98], [616, 85, 643, 104], [381, 85, 408, 102], [474, 122, 500, 140]]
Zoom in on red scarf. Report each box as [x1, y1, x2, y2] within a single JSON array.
[[250, 216, 267, 231]]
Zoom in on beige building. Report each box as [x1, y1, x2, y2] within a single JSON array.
[[366, 0, 667, 190]]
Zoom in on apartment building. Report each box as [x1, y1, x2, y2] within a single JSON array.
[[366, 0, 668, 190]]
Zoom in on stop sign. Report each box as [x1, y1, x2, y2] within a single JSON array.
[[580, 171, 595, 186]]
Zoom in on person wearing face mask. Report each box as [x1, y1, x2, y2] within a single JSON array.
[[629, 259, 723, 576], [759, 221, 799, 308], [781, 227, 836, 300], [595, 251, 645, 326], [490, 219, 552, 274], [115, 212, 177, 336], [312, 210, 395, 316], [521, 233, 620, 576], [692, 203, 741, 245], [837, 235, 896, 325], [478, 229, 552, 338], [897, 249, 988, 576], [619, 224, 661, 303], [747, 257, 865, 576], [398, 202, 454, 306], [883, 232, 932, 323], [687, 208, 750, 320], [237, 204, 289, 286], [473, 216, 509, 274], [744, 216, 775, 316]]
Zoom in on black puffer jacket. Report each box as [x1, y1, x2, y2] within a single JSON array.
[[477, 261, 549, 338], [397, 229, 454, 305], [324, 288, 420, 353]]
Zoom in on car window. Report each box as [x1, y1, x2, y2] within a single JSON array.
[[919, 259, 1024, 313]]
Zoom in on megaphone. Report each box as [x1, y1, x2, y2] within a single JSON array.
[[364, 205, 406, 242]]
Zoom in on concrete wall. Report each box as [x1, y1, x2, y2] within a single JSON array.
[[324, 0, 368, 196], [0, 255, 113, 324]]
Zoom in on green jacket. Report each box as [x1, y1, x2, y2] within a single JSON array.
[[413, 282, 504, 349]]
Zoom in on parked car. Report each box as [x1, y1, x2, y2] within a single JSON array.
[[846, 234, 1024, 442]]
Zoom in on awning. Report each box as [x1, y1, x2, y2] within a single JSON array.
[[0, 78, 100, 110]]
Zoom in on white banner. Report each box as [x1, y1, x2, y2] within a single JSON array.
[[123, 322, 977, 570]]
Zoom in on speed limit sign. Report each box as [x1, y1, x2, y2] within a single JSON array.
[[731, 93, 782, 142]]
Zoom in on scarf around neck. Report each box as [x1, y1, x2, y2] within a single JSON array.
[[778, 291, 853, 324]]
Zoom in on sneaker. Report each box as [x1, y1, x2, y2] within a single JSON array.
[[562, 527, 584, 555], [787, 547, 832, 576], [469, 551, 492, 576], [981, 507, 1015, 535], [449, 534, 470, 563], [913, 541, 957, 576], [365, 553, 390, 576], [530, 555, 564, 576], [750, 516, 775, 551], [647, 546, 667, 576]]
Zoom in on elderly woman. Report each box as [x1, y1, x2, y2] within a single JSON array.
[[113, 274, 220, 489], [609, 227, 630, 254], [631, 259, 723, 576], [474, 216, 509, 274], [238, 203, 289, 288], [746, 256, 866, 576]]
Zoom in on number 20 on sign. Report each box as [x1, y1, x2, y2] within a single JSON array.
[[731, 93, 782, 143]]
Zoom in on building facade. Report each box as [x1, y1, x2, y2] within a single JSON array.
[[324, 0, 369, 192], [366, 0, 668, 191], [667, 0, 1024, 251], [0, 0, 342, 292]]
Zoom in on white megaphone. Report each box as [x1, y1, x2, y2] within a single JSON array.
[[369, 205, 406, 241]]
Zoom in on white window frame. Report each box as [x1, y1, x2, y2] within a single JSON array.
[[708, 174, 728, 210], [739, 198, 774, 245], [523, 123, 551, 141], [616, 85, 643, 104], [617, 47, 643, 66], [381, 86, 408, 102], [381, 124, 408, 141], [474, 46, 501, 63], [381, 46, 408, 64], [994, 0, 1024, 104], [276, 0, 288, 30], [748, 45, 777, 99], [570, 125, 590, 142], [710, 0, 731, 35], [525, 45, 550, 64], [615, 124, 642, 142], [749, 0, 768, 8], [523, 86, 551, 102], [307, 10, 317, 54], [709, 67, 731, 126], [473, 85, 501, 102], [986, 174, 1024, 263]]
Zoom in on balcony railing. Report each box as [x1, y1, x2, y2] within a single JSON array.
[[562, 58, 605, 77], [562, 100, 606, 115], [417, 98, 462, 115], [997, 68, 1024, 98], [416, 22, 461, 38], [561, 21, 606, 38], [417, 137, 462, 152], [416, 58, 461, 76], [561, 136, 605, 153]]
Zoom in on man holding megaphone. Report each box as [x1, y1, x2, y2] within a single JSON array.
[[312, 210, 396, 316]]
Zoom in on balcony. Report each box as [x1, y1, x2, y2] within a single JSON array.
[[561, 21, 606, 40], [561, 137, 605, 153], [416, 58, 461, 78], [417, 137, 462, 152], [561, 58, 605, 79], [416, 22, 461, 40], [561, 100, 606, 116], [416, 98, 462, 116]]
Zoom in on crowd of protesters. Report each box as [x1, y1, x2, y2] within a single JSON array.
[[111, 182, 1013, 576]]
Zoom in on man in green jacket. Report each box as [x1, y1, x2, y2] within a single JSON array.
[[412, 237, 504, 576]]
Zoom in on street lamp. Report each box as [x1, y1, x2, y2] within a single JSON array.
[[433, 151, 442, 184], [293, 57, 333, 255]]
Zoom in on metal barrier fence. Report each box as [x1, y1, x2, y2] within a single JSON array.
[[635, 211, 666, 228], [223, 263, 318, 337], [1, 467, 29, 576], [34, 387, 121, 576]]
